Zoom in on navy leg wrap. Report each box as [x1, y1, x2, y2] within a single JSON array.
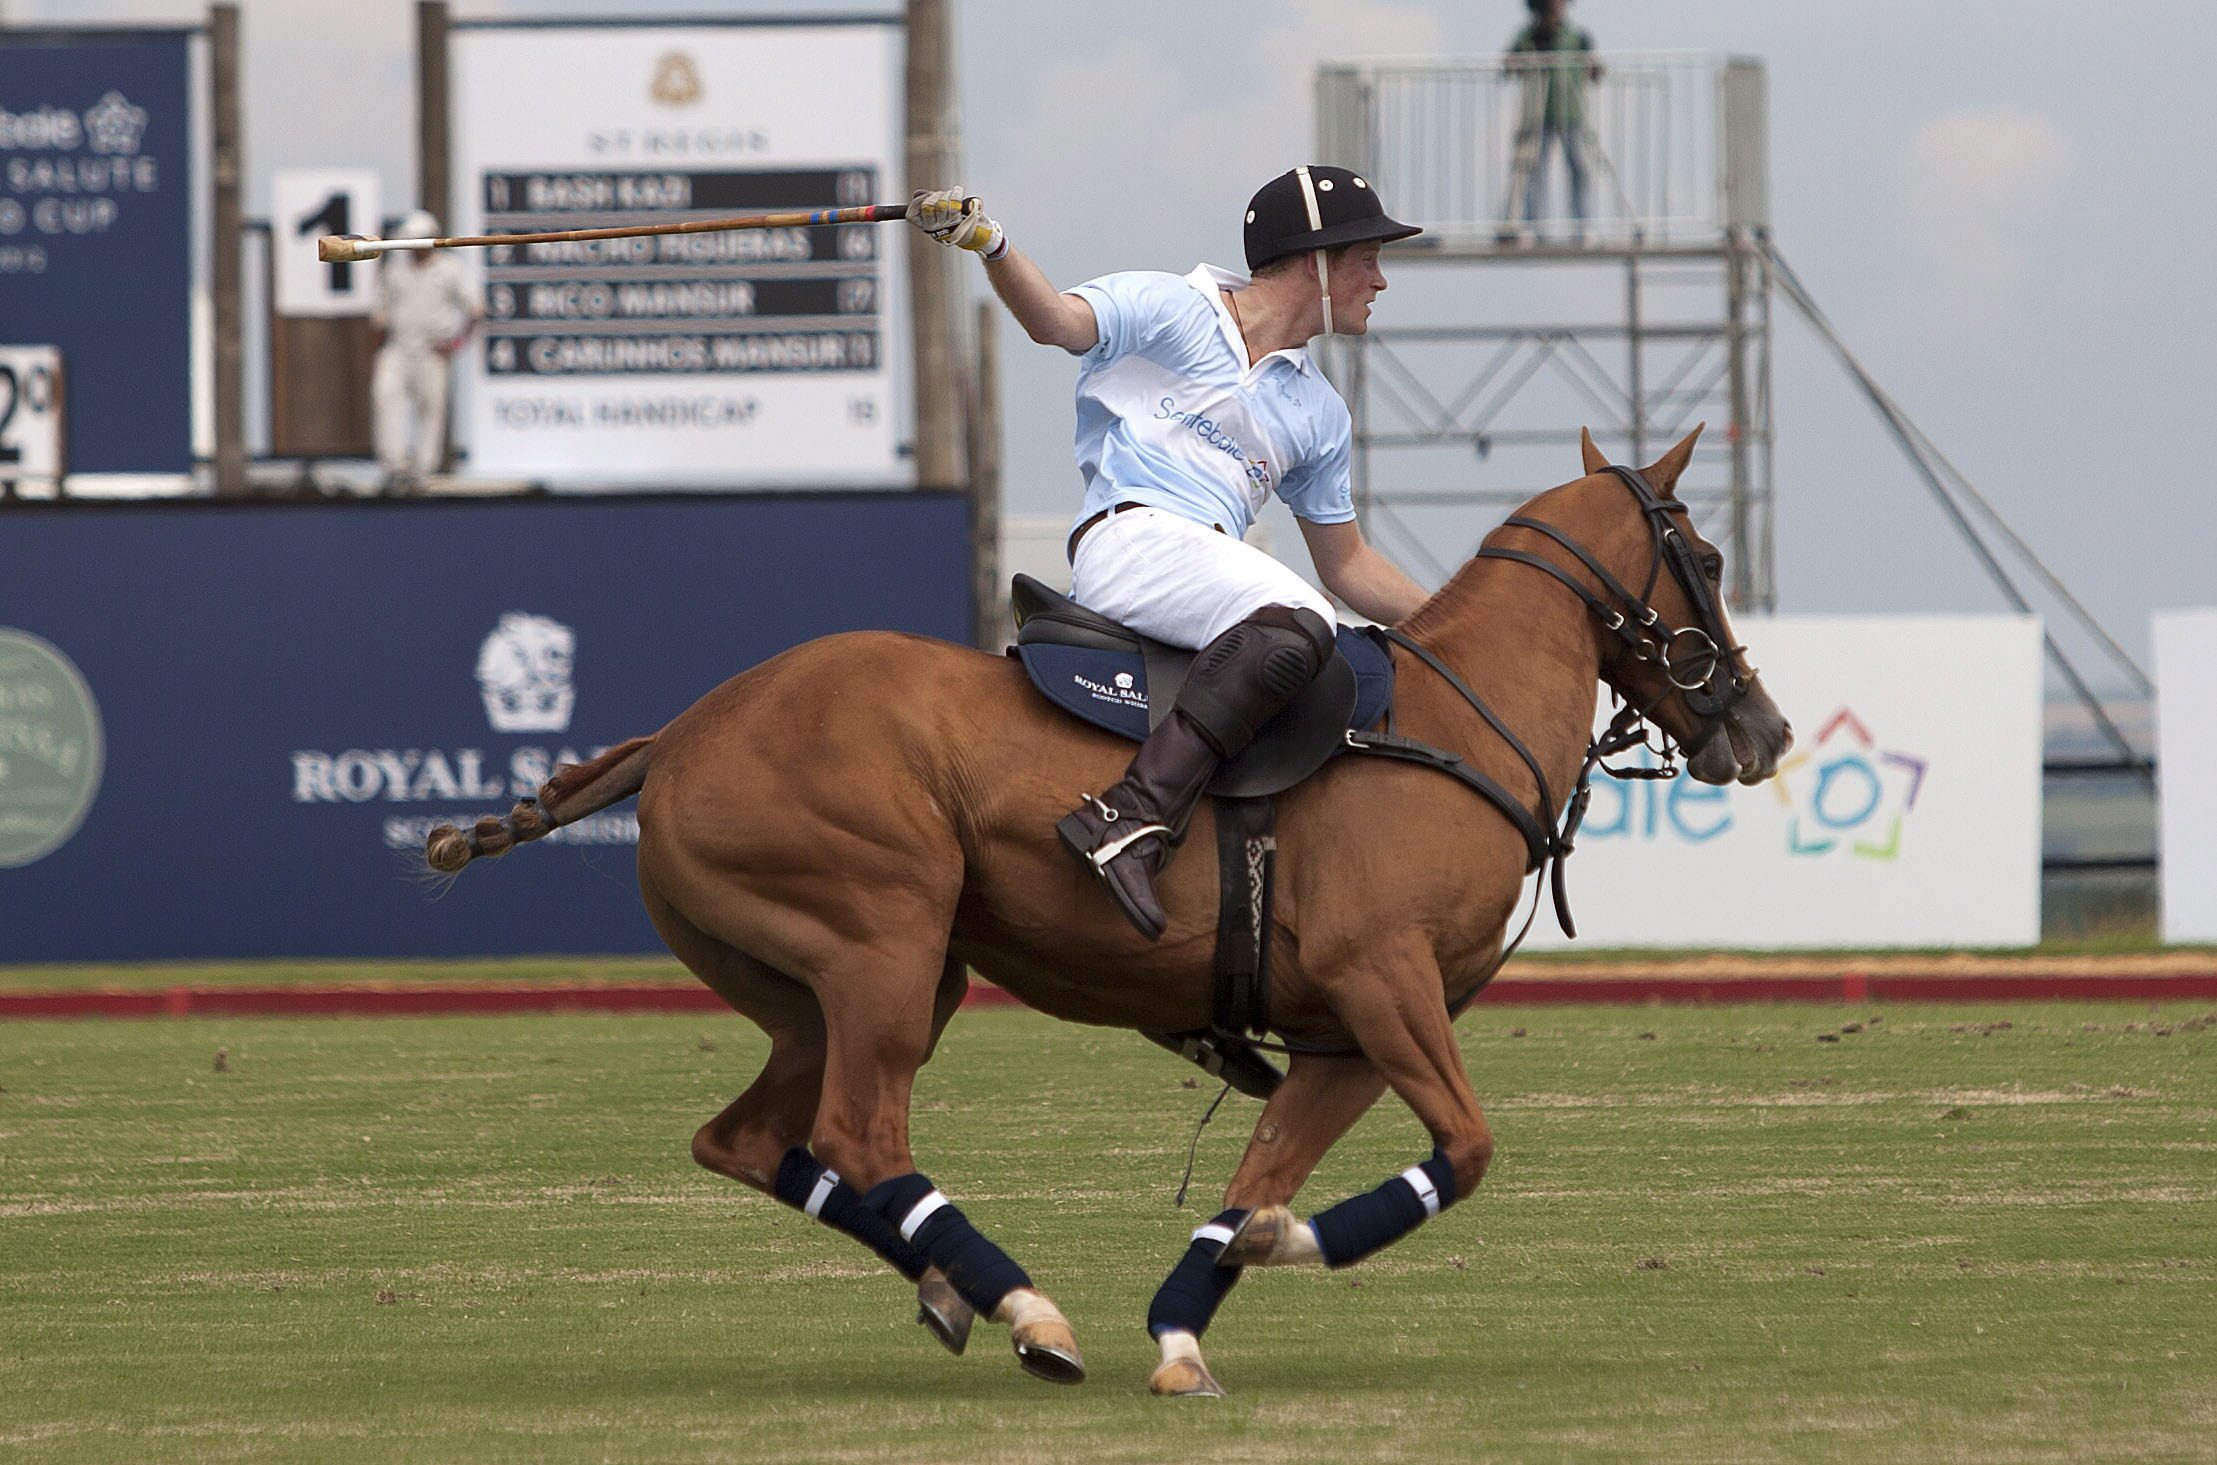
[[861, 1172, 1032, 1316], [1146, 1208, 1248, 1340], [771, 1147, 926, 1282], [1309, 1148, 1459, 1269]]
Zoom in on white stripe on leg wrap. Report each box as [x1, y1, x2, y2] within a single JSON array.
[[803, 1170, 840, 1220], [1400, 1165, 1442, 1218], [1191, 1222, 1237, 1248], [898, 1189, 950, 1242]]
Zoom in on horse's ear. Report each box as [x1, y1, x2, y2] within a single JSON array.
[[1579, 427, 1608, 475], [1641, 423, 1705, 498]]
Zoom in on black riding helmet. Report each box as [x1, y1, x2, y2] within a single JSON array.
[[1243, 164, 1422, 272]]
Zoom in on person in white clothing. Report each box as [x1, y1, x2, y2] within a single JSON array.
[[371, 210, 479, 492], [909, 167, 1432, 940]]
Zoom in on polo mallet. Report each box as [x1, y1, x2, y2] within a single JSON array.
[[314, 200, 963, 263]]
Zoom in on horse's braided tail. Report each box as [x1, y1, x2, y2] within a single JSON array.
[[423, 735, 656, 875]]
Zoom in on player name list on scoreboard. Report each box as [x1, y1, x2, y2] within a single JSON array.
[[479, 167, 881, 377]]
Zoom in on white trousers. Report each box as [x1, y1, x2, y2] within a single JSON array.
[[1068, 506, 1337, 650], [372, 344, 450, 477]]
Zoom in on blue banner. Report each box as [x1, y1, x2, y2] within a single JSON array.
[[0, 493, 972, 961], [0, 32, 194, 473]]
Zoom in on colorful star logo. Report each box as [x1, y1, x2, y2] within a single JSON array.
[[1771, 707, 1928, 859]]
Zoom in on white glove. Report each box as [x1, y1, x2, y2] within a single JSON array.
[[907, 189, 1008, 259]]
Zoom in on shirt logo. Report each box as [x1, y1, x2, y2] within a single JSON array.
[[1154, 395, 1274, 491]]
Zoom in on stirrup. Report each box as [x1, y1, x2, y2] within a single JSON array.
[[1071, 793, 1171, 872], [1087, 819, 1173, 871]]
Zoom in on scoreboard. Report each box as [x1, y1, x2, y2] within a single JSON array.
[[479, 167, 884, 380], [451, 22, 908, 487]]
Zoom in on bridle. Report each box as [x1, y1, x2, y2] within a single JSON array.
[[1475, 463, 1752, 765], [1358, 463, 1753, 947]]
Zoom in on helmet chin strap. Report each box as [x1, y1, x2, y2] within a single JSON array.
[[1316, 250, 1334, 338]]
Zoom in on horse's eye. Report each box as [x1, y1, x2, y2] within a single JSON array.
[[1700, 555, 1724, 581]]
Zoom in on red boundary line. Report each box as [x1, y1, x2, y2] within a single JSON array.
[[3, 974, 2215, 1021]]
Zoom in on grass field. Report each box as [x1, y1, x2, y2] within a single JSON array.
[[3, 1003, 2213, 1463]]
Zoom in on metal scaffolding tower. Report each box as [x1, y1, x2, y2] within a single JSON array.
[[1316, 53, 1778, 609], [1316, 51, 2150, 775]]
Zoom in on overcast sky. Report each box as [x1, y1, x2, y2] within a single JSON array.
[[18, 0, 2216, 691]]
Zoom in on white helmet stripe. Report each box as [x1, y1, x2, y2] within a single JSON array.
[[1295, 166, 1333, 338], [1293, 166, 1325, 232]]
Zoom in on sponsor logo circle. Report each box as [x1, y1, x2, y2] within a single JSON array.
[[0, 629, 103, 867]]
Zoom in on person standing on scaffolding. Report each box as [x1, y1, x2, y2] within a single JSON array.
[[1499, 0, 1602, 244]]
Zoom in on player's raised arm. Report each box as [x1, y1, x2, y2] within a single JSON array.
[[907, 188, 1096, 354]]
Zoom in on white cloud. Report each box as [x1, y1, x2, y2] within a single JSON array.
[[990, 0, 1446, 277], [1900, 106, 2076, 325]]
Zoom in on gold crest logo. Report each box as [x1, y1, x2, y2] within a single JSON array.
[[650, 52, 702, 108]]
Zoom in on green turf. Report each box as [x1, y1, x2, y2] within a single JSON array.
[[2, 1005, 2211, 1463], [0, 956, 693, 994]]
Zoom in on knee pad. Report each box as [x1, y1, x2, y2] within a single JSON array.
[[1247, 603, 1337, 663], [1177, 606, 1335, 755]]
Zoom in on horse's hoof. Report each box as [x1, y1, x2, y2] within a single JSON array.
[[1012, 1319, 1087, 1385], [1148, 1356, 1226, 1398], [916, 1269, 974, 1356], [1219, 1204, 1297, 1267]]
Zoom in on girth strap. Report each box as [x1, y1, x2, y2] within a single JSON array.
[[1209, 795, 1276, 1038]]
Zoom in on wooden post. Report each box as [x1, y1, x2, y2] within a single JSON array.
[[416, 2, 450, 227], [966, 300, 1003, 649], [210, 3, 246, 496], [904, 0, 965, 490], [417, 0, 452, 476]]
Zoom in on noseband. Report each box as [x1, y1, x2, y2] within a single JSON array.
[[1474, 464, 1752, 765]]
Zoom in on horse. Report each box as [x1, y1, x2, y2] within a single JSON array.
[[424, 425, 1793, 1397]]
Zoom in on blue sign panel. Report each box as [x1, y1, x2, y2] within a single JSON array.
[[0, 493, 972, 961], [0, 32, 194, 473]]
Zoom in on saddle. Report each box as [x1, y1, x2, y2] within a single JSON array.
[[1009, 574, 1394, 797], [1010, 575, 1400, 1099]]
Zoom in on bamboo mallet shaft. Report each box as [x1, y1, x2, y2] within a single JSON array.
[[317, 201, 918, 264]]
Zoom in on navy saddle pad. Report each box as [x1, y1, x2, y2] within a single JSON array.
[[1009, 574, 1394, 798]]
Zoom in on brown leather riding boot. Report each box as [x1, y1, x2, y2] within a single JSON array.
[[1056, 712, 1219, 941], [1059, 605, 1336, 940]]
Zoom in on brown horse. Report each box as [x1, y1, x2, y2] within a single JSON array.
[[427, 426, 1792, 1396]]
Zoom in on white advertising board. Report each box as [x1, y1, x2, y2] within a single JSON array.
[[1521, 615, 2044, 950], [451, 21, 909, 487], [2154, 610, 2217, 943], [0, 345, 65, 491], [271, 169, 383, 317]]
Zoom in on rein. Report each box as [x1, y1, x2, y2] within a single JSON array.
[[1226, 464, 1750, 1060]]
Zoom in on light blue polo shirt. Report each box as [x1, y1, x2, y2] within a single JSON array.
[[1065, 264, 1355, 552]]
